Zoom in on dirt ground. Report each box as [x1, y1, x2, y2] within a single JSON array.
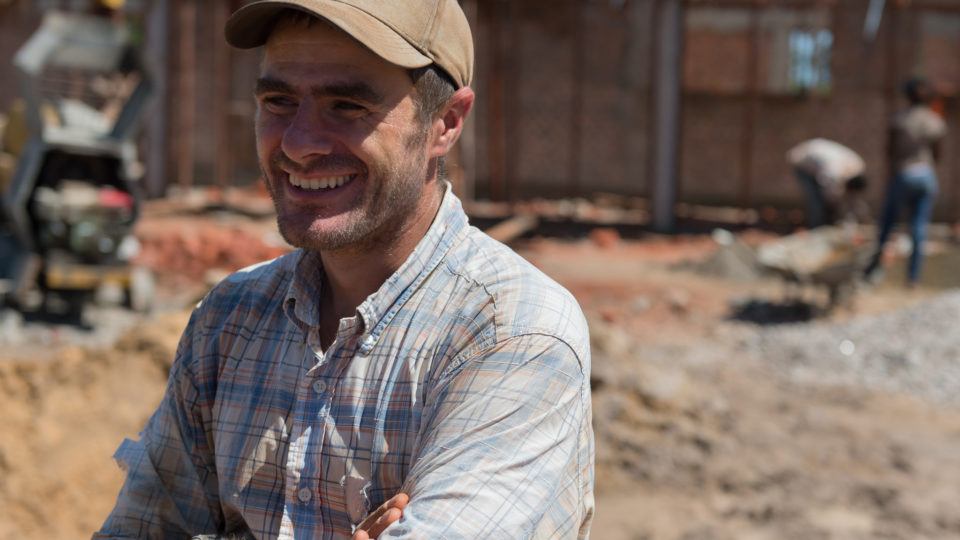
[[524, 238, 960, 540], [1, 190, 958, 539]]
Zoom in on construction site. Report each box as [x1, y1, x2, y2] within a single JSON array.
[[2, 0, 960, 539]]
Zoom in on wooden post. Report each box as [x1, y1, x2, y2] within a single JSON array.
[[485, 0, 507, 201], [503, 0, 519, 203], [570, 0, 584, 196], [176, 0, 196, 191], [214, 0, 232, 192], [739, 5, 760, 209]]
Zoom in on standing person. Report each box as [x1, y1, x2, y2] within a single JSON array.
[[96, 2, 594, 539], [786, 138, 868, 228], [865, 77, 947, 285]]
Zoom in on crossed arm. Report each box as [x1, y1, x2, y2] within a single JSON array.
[[371, 333, 591, 538], [96, 332, 591, 539]]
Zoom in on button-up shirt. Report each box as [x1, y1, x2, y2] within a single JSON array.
[[96, 187, 594, 539]]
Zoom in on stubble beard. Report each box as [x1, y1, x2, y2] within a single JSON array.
[[264, 129, 430, 254]]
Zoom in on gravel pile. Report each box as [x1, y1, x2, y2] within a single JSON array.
[[749, 290, 960, 406]]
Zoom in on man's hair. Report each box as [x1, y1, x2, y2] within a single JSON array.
[[408, 66, 457, 125], [407, 65, 456, 186], [903, 77, 934, 105]]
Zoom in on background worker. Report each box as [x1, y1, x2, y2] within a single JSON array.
[[865, 77, 947, 286], [787, 137, 869, 228]]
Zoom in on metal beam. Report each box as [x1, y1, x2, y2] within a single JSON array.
[[651, 0, 683, 233]]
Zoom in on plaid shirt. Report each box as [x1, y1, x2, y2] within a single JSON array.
[[96, 187, 594, 539]]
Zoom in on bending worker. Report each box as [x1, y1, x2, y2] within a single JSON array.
[[787, 137, 868, 228]]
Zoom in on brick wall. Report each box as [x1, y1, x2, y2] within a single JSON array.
[[5, 0, 957, 220], [472, 0, 654, 201], [681, 0, 960, 220]]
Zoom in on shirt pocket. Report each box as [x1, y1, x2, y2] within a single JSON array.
[[342, 469, 373, 526]]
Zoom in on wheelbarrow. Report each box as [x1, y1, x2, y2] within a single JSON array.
[[755, 226, 874, 309]]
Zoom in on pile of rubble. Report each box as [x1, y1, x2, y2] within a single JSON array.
[[588, 296, 960, 539], [135, 217, 289, 288], [749, 290, 960, 405]]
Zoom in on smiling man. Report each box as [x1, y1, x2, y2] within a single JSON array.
[[95, 1, 594, 539]]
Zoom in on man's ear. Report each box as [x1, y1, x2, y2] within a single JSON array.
[[428, 87, 475, 159]]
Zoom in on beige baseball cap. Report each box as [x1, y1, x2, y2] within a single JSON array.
[[225, 0, 474, 88]]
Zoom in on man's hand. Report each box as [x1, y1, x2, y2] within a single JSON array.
[[351, 493, 409, 540]]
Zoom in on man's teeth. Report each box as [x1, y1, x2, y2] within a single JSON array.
[[289, 174, 353, 190]]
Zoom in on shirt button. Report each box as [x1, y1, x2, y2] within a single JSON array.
[[297, 487, 313, 503], [312, 380, 327, 394]]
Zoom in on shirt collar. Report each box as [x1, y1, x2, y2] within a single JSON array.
[[284, 249, 324, 331], [283, 183, 469, 350]]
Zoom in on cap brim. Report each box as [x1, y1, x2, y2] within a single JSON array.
[[225, 0, 432, 70]]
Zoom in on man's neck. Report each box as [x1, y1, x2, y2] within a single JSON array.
[[317, 186, 444, 339]]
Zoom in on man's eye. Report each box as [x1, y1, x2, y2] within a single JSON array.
[[333, 101, 366, 113], [262, 96, 296, 111]]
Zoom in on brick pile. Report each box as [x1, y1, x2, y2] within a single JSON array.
[[135, 220, 290, 284]]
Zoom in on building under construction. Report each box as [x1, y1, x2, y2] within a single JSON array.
[[2, 0, 960, 226]]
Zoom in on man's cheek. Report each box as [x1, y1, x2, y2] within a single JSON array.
[[255, 113, 288, 141]]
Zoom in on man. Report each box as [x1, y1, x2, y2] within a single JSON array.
[[865, 77, 947, 286], [95, 1, 594, 539], [786, 138, 868, 228]]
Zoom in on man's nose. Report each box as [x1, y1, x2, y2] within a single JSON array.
[[281, 107, 335, 163]]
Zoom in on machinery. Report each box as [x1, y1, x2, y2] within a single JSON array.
[[0, 10, 153, 318]]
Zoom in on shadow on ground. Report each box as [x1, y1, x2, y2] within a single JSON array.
[[728, 298, 823, 325], [18, 309, 92, 330]]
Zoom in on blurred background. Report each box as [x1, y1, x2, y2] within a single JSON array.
[[1, 0, 959, 539]]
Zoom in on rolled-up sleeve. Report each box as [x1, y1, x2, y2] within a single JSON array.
[[384, 332, 592, 539], [95, 315, 222, 539]]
